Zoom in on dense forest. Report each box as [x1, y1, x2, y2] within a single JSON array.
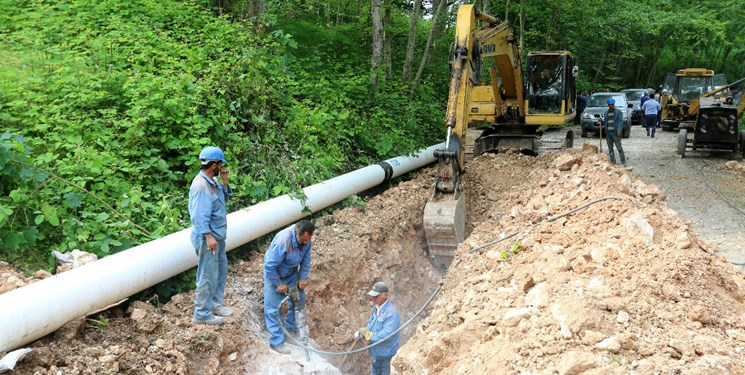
[[1, 0, 743, 285]]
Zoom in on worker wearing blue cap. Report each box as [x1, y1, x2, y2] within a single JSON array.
[[190, 146, 233, 325]]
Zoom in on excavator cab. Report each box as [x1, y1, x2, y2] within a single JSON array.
[[525, 52, 577, 124]]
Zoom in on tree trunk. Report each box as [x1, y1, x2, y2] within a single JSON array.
[[411, 0, 446, 93], [645, 35, 669, 88], [402, 0, 422, 84], [383, 0, 392, 81], [370, 0, 384, 98], [545, 8, 558, 50], [719, 45, 732, 73], [504, 0, 509, 22], [592, 44, 608, 87], [634, 34, 646, 86]]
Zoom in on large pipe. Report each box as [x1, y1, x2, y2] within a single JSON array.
[[0, 143, 444, 352]]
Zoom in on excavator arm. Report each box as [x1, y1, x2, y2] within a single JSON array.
[[424, 5, 576, 267]]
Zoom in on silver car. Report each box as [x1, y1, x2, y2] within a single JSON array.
[[580, 92, 632, 138]]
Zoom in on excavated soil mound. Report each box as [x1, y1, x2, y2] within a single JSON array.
[[394, 147, 745, 374], [4, 146, 745, 374]]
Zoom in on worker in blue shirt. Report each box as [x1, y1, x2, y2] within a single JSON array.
[[642, 95, 662, 137], [355, 281, 401, 375], [264, 220, 315, 354], [189, 146, 233, 325]]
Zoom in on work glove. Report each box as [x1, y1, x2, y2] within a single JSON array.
[[357, 327, 373, 341]]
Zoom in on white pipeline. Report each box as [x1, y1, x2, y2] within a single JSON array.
[[0, 143, 443, 352]]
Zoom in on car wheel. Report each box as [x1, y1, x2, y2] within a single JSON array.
[[678, 129, 687, 158]]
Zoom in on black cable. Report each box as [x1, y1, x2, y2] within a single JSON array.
[[699, 159, 745, 216]]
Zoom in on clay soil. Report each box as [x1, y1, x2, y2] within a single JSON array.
[[3, 140, 745, 375]]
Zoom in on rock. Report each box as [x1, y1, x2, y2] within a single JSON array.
[[623, 213, 654, 245], [525, 283, 550, 308], [595, 336, 621, 353], [582, 143, 599, 153], [54, 316, 86, 341], [557, 351, 598, 375], [553, 154, 583, 171], [582, 330, 605, 345], [130, 309, 148, 322], [33, 270, 52, 279], [616, 310, 630, 324], [25, 346, 55, 367], [617, 174, 633, 195], [503, 308, 532, 327]]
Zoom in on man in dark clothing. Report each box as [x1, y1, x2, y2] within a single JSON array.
[[575, 92, 588, 125], [598, 98, 626, 166]]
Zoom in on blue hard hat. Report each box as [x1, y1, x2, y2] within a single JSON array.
[[607, 98, 616, 105], [199, 146, 227, 164]]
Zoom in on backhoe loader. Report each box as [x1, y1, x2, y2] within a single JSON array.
[[423, 4, 577, 266]]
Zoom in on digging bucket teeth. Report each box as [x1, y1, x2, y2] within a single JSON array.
[[423, 191, 466, 267]]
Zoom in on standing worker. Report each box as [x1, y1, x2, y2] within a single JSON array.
[[264, 220, 316, 354], [642, 94, 662, 138], [355, 282, 401, 375], [598, 98, 627, 166], [575, 91, 588, 125], [189, 146, 233, 325]]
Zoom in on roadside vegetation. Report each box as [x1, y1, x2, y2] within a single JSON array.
[[1, 0, 742, 295]]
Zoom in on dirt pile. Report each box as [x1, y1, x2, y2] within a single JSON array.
[[4, 145, 745, 374], [394, 146, 745, 374]]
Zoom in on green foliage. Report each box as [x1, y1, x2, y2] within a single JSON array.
[[88, 314, 110, 330], [0, 0, 444, 296]]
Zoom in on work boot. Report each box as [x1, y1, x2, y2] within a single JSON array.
[[212, 305, 233, 317], [192, 315, 224, 326], [270, 342, 291, 355]]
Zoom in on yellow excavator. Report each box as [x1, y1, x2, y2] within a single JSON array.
[[423, 4, 577, 266]]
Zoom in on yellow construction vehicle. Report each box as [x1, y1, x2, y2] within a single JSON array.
[[677, 77, 745, 158], [660, 68, 728, 131], [423, 4, 577, 266]]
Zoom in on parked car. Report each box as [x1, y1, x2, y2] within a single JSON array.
[[621, 88, 648, 125], [580, 92, 632, 138]]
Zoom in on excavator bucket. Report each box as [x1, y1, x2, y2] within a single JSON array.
[[423, 191, 466, 268]]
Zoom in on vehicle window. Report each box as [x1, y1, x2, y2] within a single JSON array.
[[623, 91, 643, 101], [663, 73, 676, 93], [587, 94, 612, 107], [527, 56, 564, 114], [678, 76, 712, 101]]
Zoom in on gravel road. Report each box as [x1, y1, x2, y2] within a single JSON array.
[[559, 124, 745, 271]]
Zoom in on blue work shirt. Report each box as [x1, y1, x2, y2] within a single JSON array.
[[366, 299, 401, 359], [264, 224, 312, 288], [189, 171, 232, 246], [642, 98, 661, 115]]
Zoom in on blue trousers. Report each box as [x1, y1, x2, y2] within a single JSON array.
[[194, 239, 227, 320], [605, 131, 626, 165], [645, 115, 657, 137], [264, 276, 306, 347], [371, 356, 392, 375]]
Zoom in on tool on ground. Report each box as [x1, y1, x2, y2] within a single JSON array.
[[287, 285, 310, 361], [339, 339, 358, 368]]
